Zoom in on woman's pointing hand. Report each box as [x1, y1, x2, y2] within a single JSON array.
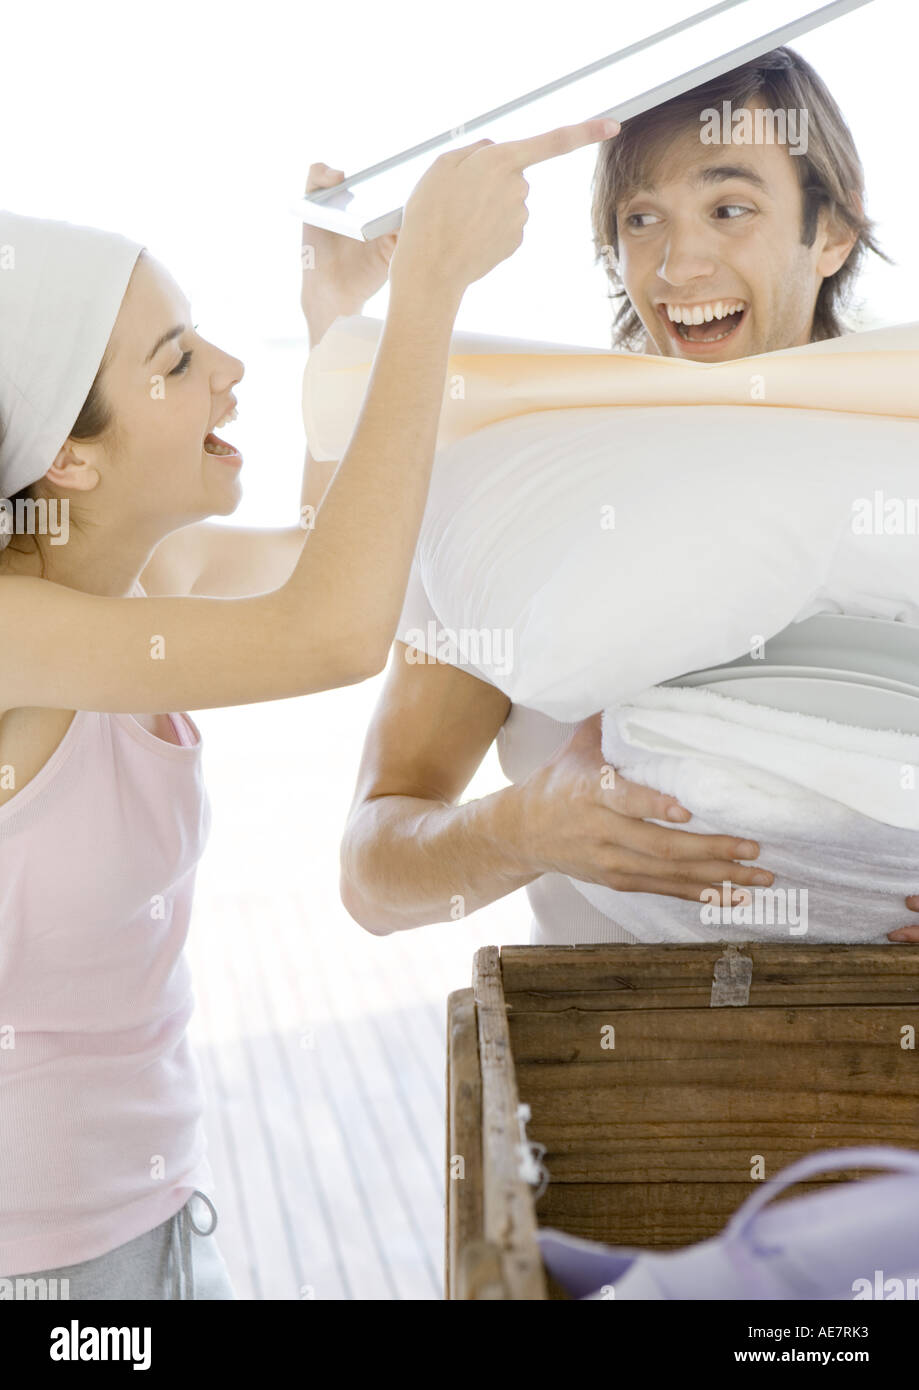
[[390, 116, 620, 296]]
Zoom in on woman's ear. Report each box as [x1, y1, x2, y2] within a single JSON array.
[[44, 441, 100, 493]]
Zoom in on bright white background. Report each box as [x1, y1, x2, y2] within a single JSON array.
[[2, 0, 915, 528]]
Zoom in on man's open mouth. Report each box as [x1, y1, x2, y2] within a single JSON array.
[[658, 299, 747, 348]]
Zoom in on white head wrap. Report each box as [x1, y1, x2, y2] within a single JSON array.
[[0, 209, 144, 505]]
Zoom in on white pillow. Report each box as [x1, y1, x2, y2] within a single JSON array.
[[416, 404, 919, 722]]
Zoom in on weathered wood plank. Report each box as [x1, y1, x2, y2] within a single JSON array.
[[533, 1184, 823, 1251], [445, 990, 483, 1299], [523, 1121, 919, 1183], [507, 983, 919, 1012], [507, 1003, 919, 1061], [536, 1179, 852, 1249], [473, 947, 546, 1300], [510, 1000, 919, 1183], [514, 1064, 917, 1122], [499, 944, 919, 1008]]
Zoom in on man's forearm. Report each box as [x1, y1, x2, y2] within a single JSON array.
[[341, 783, 540, 934]]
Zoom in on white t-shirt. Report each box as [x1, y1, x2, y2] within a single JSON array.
[[395, 561, 638, 945]]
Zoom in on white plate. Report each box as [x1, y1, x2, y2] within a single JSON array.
[[667, 663, 919, 698], [667, 614, 919, 693], [677, 674, 919, 734]]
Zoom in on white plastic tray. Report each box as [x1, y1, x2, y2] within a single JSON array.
[[687, 674, 919, 733], [667, 614, 919, 692], [662, 614, 919, 731]]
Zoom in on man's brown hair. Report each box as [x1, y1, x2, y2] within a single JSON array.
[[590, 46, 888, 349]]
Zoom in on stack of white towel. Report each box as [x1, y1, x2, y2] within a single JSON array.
[[573, 686, 919, 943]]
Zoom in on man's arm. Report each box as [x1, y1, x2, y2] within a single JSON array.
[[341, 643, 777, 936], [340, 645, 527, 933]]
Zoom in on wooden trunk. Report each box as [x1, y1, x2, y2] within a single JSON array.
[[444, 943, 919, 1300]]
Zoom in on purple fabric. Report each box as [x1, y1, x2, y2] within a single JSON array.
[[539, 1146, 919, 1300]]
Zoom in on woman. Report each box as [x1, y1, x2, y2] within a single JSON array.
[[0, 117, 619, 1300]]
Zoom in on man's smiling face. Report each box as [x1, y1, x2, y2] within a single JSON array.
[[615, 103, 856, 361]]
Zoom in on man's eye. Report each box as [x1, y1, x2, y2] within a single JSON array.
[[716, 205, 752, 219], [625, 212, 659, 229], [171, 351, 193, 376]]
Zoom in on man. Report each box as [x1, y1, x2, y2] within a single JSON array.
[[336, 47, 919, 945]]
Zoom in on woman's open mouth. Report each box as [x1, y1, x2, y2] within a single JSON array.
[[203, 431, 240, 460], [202, 404, 242, 465], [658, 299, 748, 354]]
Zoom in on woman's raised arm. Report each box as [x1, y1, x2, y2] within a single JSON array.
[[1, 275, 458, 711], [1, 119, 619, 715]]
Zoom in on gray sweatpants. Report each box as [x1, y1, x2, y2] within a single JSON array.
[[7, 1190, 236, 1300]]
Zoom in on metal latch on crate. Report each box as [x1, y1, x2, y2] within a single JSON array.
[[711, 943, 753, 1007], [515, 1103, 549, 1198]]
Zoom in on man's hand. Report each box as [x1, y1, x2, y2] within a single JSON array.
[[888, 898, 919, 942], [506, 713, 774, 903], [300, 162, 398, 344]]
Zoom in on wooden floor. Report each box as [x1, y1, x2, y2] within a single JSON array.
[[184, 675, 528, 1300]]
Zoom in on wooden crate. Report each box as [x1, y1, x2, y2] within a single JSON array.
[[444, 943, 919, 1300]]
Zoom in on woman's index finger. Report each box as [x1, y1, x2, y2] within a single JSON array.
[[495, 117, 620, 169]]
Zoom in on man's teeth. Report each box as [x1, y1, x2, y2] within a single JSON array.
[[665, 300, 744, 324]]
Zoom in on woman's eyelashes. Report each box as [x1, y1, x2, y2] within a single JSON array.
[[170, 324, 200, 376]]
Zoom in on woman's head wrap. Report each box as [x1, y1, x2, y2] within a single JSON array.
[[0, 209, 144, 508]]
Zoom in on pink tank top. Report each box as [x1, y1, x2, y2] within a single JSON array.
[[0, 580, 214, 1274]]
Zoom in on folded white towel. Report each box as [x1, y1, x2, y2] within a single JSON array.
[[563, 687, 919, 944]]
